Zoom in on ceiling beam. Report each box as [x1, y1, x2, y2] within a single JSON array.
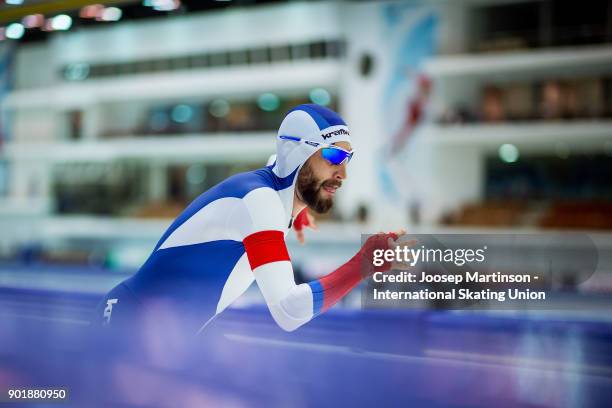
[[0, 0, 136, 24]]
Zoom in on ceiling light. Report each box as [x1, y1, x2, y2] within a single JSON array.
[[80, 5, 104, 19], [100, 7, 122, 22], [51, 15, 72, 31], [22, 14, 45, 29], [6, 23, 25, 40]]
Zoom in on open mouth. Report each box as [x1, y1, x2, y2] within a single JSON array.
[[322, 183, 340, 195]]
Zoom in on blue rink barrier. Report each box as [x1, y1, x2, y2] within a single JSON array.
[[1, 286, 612, 407]]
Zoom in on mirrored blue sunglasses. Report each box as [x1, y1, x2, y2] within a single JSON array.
[[279, 135, 354, 165]]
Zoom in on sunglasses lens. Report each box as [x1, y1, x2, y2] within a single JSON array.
[[321, 148, 352, 165]]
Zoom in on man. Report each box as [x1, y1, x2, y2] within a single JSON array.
[[96, 104, 399, 336]]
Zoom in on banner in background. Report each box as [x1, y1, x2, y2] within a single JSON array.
[[378, 3, 438, 214]]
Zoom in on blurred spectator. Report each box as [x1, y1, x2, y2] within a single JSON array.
[[482, 86, 505, 122], [540, 81, 564, 120]]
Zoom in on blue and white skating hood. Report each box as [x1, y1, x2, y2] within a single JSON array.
[[271, 104, 352, 223]]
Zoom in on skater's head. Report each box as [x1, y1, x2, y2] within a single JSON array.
[[273, 104, 352, 214]]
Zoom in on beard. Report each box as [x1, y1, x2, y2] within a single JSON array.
[[296, 163, 341, 214]]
